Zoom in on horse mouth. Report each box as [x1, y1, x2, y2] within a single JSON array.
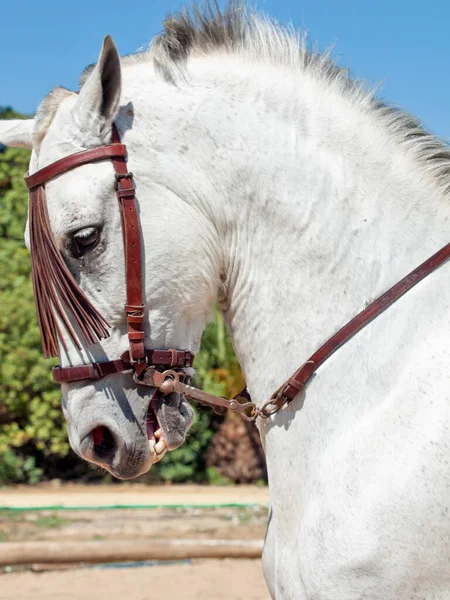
[[88, 392, 195, 476]]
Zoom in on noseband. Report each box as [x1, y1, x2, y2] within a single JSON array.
[[25, 124, 450, 422]]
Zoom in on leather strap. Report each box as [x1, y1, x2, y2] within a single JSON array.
[[25, 145, 127, 189], [53, 349, 195, 383], [267, 241, 450, 407], [110, 125, 146, 374]]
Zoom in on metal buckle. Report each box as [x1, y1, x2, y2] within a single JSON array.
[[114, 172, 134, 190], [259, 398, 284, 419], [131, 355, 147, 366], [277, 386, 293, 404], [131, 354, 149, 382]]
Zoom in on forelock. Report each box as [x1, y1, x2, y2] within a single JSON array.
[[33, 86, 73, 149]]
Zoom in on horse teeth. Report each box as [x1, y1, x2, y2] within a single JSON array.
[[149, 436, 166, 462], [155, 439, 167, 455], [154, 429, 162, 439]]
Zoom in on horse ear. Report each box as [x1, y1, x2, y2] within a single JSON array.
[[72, 35, 122, 139], [0, 119, 34, 149]]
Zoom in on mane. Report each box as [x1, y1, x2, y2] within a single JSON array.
[[81, 1, 450, 196]]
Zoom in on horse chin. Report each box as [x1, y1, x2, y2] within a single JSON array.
[[148, 393, 194, 460]]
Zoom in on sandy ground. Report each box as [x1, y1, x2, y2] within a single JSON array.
[[0, 484, 269, 508], [0, 559, 270, 600], [0, 485, 270, 599]]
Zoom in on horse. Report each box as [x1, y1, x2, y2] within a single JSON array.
[[1, 3, 450, 598]]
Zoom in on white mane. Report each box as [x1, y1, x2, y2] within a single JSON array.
[[78, 1, 450, 195]]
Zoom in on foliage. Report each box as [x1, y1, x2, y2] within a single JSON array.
[[0, 107, 69, 484], [0, 449, 42, 486], [0, 106, 245, 485], [206, 466, 232, 486]]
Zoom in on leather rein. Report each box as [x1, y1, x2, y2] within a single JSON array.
[[25, 124, 450, 422]]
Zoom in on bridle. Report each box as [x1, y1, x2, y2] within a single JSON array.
[[25, 124, 450, 422], [25, 126, 195, 384]]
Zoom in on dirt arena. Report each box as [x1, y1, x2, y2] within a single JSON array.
[[0, 559, 269, 600], [0, 484, 270, 600]]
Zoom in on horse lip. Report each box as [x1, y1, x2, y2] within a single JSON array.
[[153, 392, 194, 451], [154, 392, 182, 433]]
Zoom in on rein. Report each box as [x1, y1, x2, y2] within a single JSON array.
[[25, 125, 450, 422]]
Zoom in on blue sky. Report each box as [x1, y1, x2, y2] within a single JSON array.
[[1, 1, 449, 140]]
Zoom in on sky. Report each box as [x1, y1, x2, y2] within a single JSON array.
[[1, 0, 449, 140]]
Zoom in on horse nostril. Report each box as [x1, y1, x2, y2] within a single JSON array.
[[91, 426, 116, 459]]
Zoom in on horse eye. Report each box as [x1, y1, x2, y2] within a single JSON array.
[[71, 227, 101, 258]]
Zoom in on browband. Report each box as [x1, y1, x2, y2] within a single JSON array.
[[25, 145, 128, 189]]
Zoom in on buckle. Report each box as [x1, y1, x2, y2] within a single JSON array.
[[131, 353, 148, 378], [114, 172, 134, 190], [131, 355, 147, 366], [268, 384, 290, 405]]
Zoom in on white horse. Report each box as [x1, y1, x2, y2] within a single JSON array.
[[2, 4, 450, 598]]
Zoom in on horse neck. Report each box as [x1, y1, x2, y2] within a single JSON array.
[[187, 61, 450, 406]]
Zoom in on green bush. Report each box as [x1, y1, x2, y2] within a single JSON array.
[[0, 107, 69, 484], [0, 448, 42, 486]]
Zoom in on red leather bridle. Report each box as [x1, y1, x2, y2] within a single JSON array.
[[25, 124, 450, 422], [25, 125, 194, 385]]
